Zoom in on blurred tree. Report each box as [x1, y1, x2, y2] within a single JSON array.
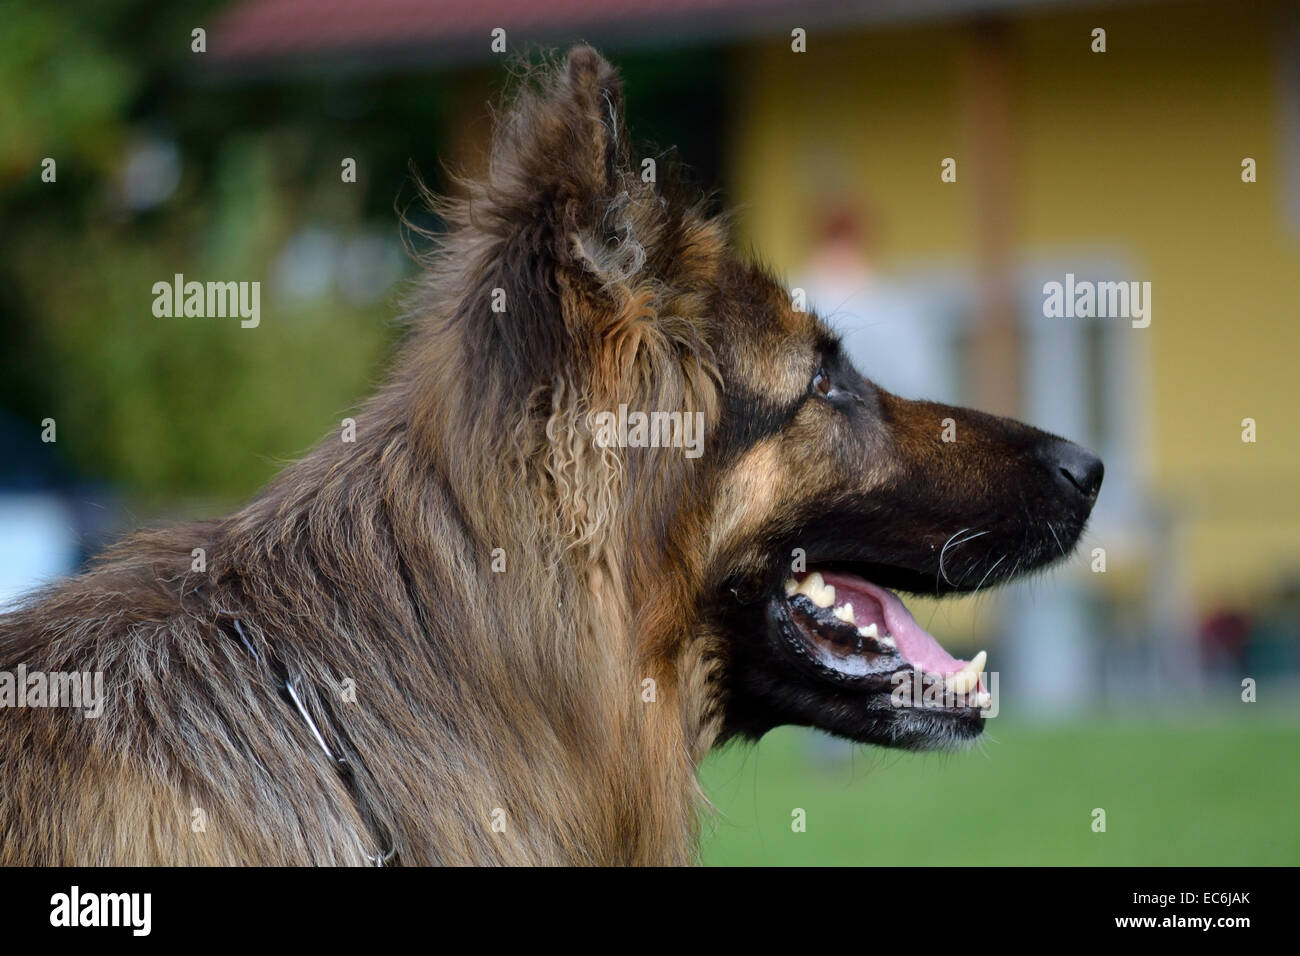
[[0, 1, 413, 507], [0, 4, 728, 511]]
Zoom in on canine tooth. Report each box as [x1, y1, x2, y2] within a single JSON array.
[[833, 603, 855, 624], [948, 671, 976, 695], [784, 578, 798, 596], [946, 650, 988, 695], [947, 668, 977, 695]]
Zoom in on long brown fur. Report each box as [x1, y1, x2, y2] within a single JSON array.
[[0, 47, 732, 866]]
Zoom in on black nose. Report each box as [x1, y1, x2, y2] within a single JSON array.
[[1043, 440, 1104, 502]]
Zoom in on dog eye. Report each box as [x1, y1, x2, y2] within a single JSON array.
[[811, 367, 831, 397]]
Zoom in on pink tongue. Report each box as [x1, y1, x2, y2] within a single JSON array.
[[819, 571, 965, 675]]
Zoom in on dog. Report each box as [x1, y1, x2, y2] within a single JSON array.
[[0, 46, 1101, 865]]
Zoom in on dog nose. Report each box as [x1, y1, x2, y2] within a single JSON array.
[[1043, 440, 1104, 502]]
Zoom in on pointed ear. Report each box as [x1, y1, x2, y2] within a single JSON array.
[[450, 45, 653, 396], [483, 44, 632, 253], [505, 44, 629, 206]]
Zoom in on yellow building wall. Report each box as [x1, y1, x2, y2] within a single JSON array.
[[727, 1, 1300, 615]]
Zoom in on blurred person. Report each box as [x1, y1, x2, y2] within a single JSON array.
[[796, 201, 951, 403]]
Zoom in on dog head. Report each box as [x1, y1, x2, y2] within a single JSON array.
[[701, 269, 1101, 748], [422, 46, 1101, 753]]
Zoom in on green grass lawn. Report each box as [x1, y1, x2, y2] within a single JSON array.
[[698, 711, 1300, 865]]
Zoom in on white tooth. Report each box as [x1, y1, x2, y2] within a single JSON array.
[[817, 584, 836, 608], [946, 650, 988, 695], [784, 578, 798, 596], [974, 691, 991, 709], [795, 571, 824, 603], [855, 622, 896, 649], [833, 603, 855, 624], [947, 669, 976, 695]]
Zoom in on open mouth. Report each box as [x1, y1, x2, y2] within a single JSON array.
[[779, 569, 990, 709]]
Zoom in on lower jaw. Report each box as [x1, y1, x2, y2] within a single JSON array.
[[785, 630, 989, 718]]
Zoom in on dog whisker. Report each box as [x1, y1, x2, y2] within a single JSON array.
[[972, 554, 1007, 598], [1046, 521, 1065, 558], [937, 528, 969, 588], [938, 528, 990, 587]]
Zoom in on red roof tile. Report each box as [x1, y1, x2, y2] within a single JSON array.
[[210, 0, 808, 68]]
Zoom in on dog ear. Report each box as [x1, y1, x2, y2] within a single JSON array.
[[417, 46, 717, 555], [448, 45, 651, 396], [492, 44, 631, 225]]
